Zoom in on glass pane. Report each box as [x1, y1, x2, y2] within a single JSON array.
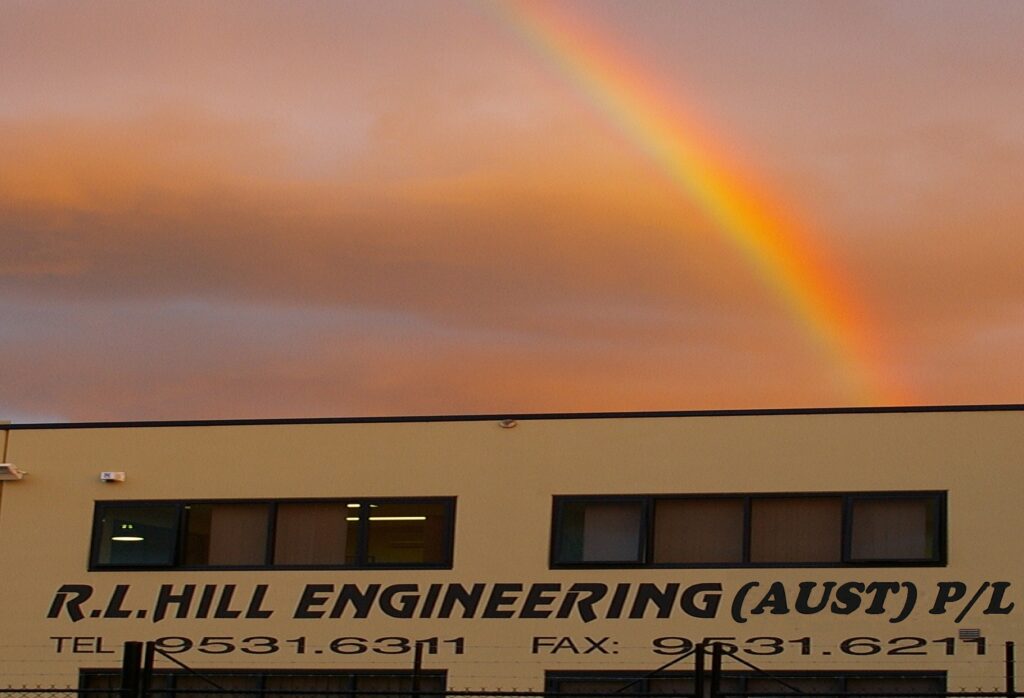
[[355, 674, 444, 698], [173, 674, 260, 698], [845, 677, 944, 697], [554, 679, 639, 696], [715, 678, 743, 697], [95, 504, 179, 566], [264, 674, 351, 698], [184, 503, 269, 566], [80, 672, 121, 698], [653, 498, 744, 563], [850, 498, 937, 561], [275, 502, 355, 565], [750, 497, 842, 563], [365, 502, 449, 565], [649, 677, 695, 695], [557, 501, 644, 563], [747, 677, 841, 697]]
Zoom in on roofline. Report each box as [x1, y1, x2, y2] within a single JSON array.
[[2, 403, 1023, 430]]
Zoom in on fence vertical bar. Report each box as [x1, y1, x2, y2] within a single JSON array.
[[412, 640, 424, 698], [1007, 641, 1016, 698], [694, 643, 706, 698], [709, 643, 723, 698], [140, 642, 156, 698], [120, 642, 143, 698]]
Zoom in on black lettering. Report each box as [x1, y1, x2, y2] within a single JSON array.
[[731, 581, 759, 623], [681, 583, 721, 619], [629, 583, 678, 619], [795, 581, 835, 614], [583, 636, 611, 654], [750, 582, 789, 615], [103, 584, 132, 618], [50, 636, 72, 652], [419, 584, 443, 618], [47, 585, 94, 622], [891, 582, 917, 623], [520, 584, 561, 619], [532, 636, 558, 653], [552, 637, 580, 653], [244, 585, 273, 619], [985, 582, 1015, 615], [830, 582, 865, 615], [930, 582, 967, 614], [294, 584, 333, 619], [214, 585, 242, 618], [329, 584, 380, 619], [483, 583, 522, 618], [606, 583, 631, 619], [196, 585, 217, 619], [380, 584, 419, 618], [72, 637, 97, 653], [438, 584, 485, 618], [556, 583, 607, 623], [864, 582, 900, 615], [153, 585, 195, 623]]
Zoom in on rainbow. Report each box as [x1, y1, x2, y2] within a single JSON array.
[[491, 0, 901, 405]]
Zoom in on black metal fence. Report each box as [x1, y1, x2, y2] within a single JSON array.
[[1, 641, 1018, 698]]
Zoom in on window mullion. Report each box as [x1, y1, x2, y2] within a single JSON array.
[[266, 501, 278, 566], [175, 503, 188, 566], [357, 501, 370, 566], [742, 496, 752, 564], [645, 497, 657, 566], [841, 495, 853, 563]]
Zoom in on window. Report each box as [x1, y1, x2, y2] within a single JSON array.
[[556, 500, 644, 563], [551, 492, 944, 567], [91, 498, 455, 570], [81, 669, 446, 698], [547, 672, 945, 697]]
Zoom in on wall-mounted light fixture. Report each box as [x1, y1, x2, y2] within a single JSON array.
[[345, 516, 428, 522], [110, 522, 143, 542], [0, 463, 25, 481], [100, 471, 126, 483]]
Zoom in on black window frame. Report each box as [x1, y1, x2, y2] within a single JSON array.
[[90, 497, 456, 571], [546, 670, 946, 696], [80, 668, 448, 698], [550, 491, 946, 569]]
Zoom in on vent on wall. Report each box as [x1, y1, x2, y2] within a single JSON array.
[[0, 463, 25, 481]]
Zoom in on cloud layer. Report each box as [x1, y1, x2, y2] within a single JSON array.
[[2, 1, 1023, 421]]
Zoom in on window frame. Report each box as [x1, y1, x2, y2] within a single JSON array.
[[90, 496, 456, 571], [550, 491, 946, 569], [545, 670, 946, 696], [80, 668, 448, 698]]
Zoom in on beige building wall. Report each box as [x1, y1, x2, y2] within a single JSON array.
[[0, 407, 1020, 690]]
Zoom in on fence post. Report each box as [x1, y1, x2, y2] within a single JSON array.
[[694, 643, 706, 698], [1007, 641, 1016, 698], [709, 643, 723, 698], [120, 642, 143, 698], [412, 640, 424, 698], [140, 642, 156, 698]]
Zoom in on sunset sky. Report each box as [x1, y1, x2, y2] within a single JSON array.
[[2, 0, 1023, 423]]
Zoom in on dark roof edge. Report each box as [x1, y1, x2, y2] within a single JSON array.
[[2, 403, 1023, 430]]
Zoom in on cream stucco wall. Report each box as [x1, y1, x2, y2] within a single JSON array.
[[0, 408, 1020, 689]]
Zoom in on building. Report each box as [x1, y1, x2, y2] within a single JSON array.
[[1, 405, 1022, 695]]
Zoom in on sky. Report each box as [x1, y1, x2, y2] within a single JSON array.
[[1, 0, 1023, 423]]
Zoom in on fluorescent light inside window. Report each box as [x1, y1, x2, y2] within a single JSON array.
[[345, 516, 427, 522], [111, 536, 144, 542]]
